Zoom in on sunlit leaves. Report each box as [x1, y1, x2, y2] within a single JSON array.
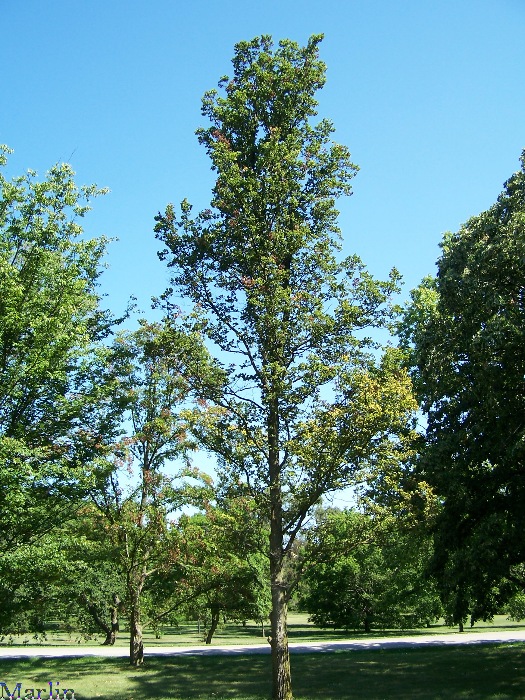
[[300, 509, 442, 631], [0, 150, 119, 556], [155, 37, 414, 697], [154, 31, 419, 543]]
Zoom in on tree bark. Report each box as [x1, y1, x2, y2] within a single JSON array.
[[364, 612, 372, 634], [268, 402, 293, 700], [205, 606, 220, 644], [129, 589, 144, 666], [269, 569, 292, 700], [79, 594, 115, 645], [103, 594, 121, 645], [102, 628, 116, 646]]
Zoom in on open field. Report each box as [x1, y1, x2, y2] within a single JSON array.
[[1, 643, 525, 699], [3, 613, 525, 649], [3, 613, 525, 699]]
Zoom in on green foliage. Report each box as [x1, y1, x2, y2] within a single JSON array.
[[174, 499, 271, 642], [85, 322, 215, 662], [0, 147, 112, 444], [154, 30, 414, 550], [0, 523, 124, 640], [505, 589, 525, 622], [0, 148, 124, 632], [155, 35, 416, 698], [401, 151, 525, 621], [300, 509, 441, 632]]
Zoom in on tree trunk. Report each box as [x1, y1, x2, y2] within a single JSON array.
[[205, 606, 220, 644], [269, 569, 292, 700], [364, 612, 372, 634], [129, 590, 144, 666], [268, 402, 293, 700], [103, 594, 120, 645], [103, 628, 116, 646], [79, 594, 114, 645]]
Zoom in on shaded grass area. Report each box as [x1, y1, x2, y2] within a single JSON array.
[[1, 644, 525, 699], [4, 614, 525, 648]]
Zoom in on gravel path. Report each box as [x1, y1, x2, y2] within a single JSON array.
[[2, 630, 525, 658]]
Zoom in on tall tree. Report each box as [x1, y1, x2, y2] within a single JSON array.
[[155, 36, 415, 700], [0, 146, 120, 553], [400, 152, 525, 621]]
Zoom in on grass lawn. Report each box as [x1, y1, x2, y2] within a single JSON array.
[[3, 613, 525, 648], [1, 643, 525, 699]]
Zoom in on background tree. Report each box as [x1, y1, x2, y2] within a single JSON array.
[[155, 36, 416, 700], [50, 507, 125, 645], [0, 147, 125, 623], [400, 151, 525, 623], [0, 513, 125, 643], [173, 498, 270, 644], [87, 322, 212, 665], [299, 508, 441, 632]]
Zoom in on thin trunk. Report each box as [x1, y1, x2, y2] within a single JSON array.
[[103, 594, 120, 646], [205, 606, 220, 644], [364, 612, 372, 634], [128, 457, 150, 666], [268, 401, 293, 700], [129, 587, 144, 665], [79, 594, 114, 645], [269, 567, 292, 700]]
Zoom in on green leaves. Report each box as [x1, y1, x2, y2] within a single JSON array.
[[402, 150, 525, 620], [0, 150, 117, 553], [155, 33, 415, 539], [300, 509, 441, 631], [174, 499, 270, 638], [156, 37, 415, 697]]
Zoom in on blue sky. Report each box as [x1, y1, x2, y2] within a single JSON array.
[[2, 1, 524, 320]]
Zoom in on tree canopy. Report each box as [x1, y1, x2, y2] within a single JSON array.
[[300, 508, 441, 633], [0, 146, 120, 556], [86, 322, 213, 665], [401, 151, 525, 621], [155, 35, 416, 699]]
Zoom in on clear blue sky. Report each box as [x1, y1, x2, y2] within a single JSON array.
[[2, 0, 525, 318]]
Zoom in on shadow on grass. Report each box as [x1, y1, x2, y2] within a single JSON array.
[[1, 644, 525, 699]]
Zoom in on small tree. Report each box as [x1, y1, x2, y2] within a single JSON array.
[[300, 508, 442, 632], [176, 499, 270, 644], [88, 322, 212, 665], [155, 36, 415, 699]]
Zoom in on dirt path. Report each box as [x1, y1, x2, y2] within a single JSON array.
[[1, 630, 525, 658]]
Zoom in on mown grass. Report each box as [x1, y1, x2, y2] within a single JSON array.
[[4, 613, 525, 648], [2, 643, 525, 699]]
